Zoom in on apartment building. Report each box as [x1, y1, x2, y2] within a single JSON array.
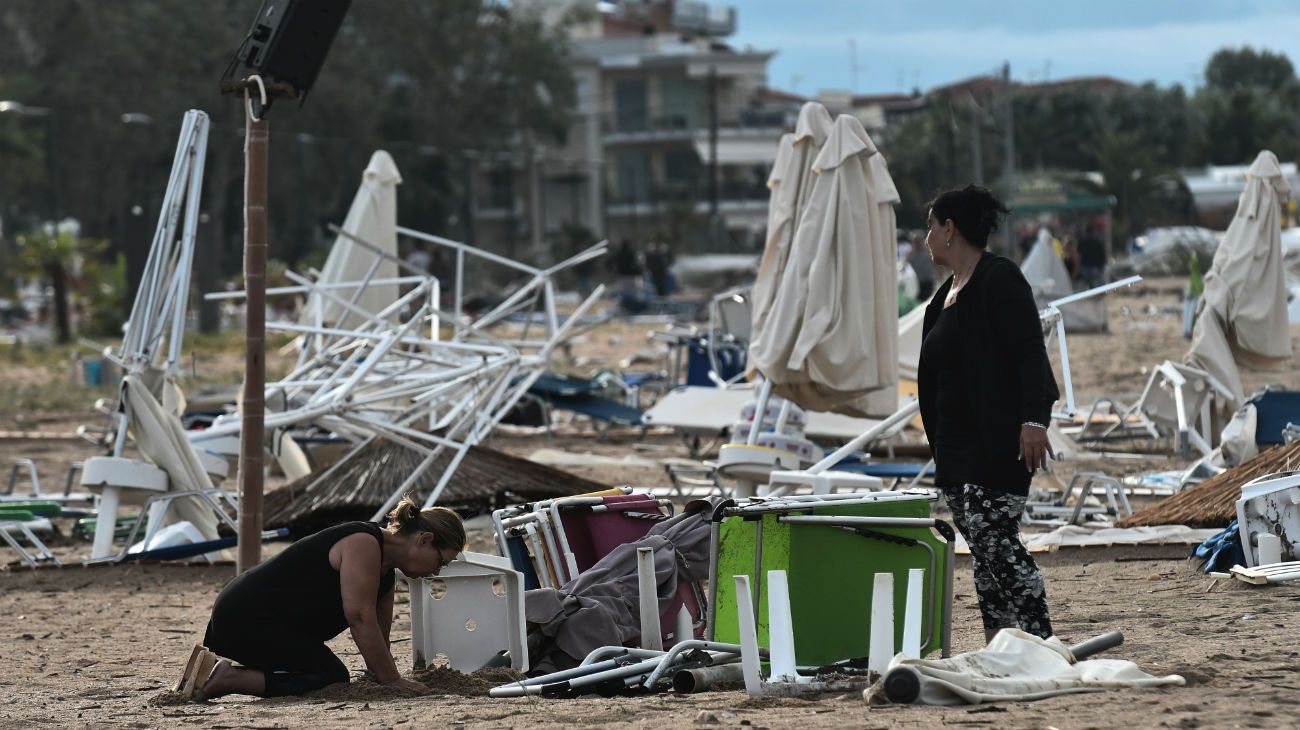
[[473, 0, 783, 259]]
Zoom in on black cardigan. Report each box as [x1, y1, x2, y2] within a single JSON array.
[[918, 252, 1059, 494]]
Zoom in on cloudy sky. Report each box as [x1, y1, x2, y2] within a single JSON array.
[[728, 0, 1300, 94]]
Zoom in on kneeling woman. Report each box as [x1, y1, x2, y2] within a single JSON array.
[[179, 497, 465, 699]]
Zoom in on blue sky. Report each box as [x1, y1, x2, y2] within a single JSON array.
[[728, 0, 1300, 94]]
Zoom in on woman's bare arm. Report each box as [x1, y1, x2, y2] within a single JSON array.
[[377, 586, 395, 648], [335, 534, 403, 684]]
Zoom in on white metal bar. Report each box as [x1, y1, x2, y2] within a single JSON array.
[[638, 546, 663, 651], [398, 225, 543, 277], [747, 380, 773, 446], [1054, 314, 1076, 417], [204, 276, 430, 300], [869, 572, 894, 675], [807, 400, 921, 474], [733, 574, 765, 696], [766, 570, 803, 682], [1047, 275, 1142, 308], [902, 568, 923, 658]]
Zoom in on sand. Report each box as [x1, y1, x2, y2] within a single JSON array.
[[3, 279, 1300, 728], [2, 551, 1298, 728]]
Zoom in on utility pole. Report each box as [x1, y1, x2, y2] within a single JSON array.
[[848, 38, 860, 92], [969, 100, 983, 184], [462, 152, 478, 247], [221, 0, 350, 575], [707, 65, 719, 221], [238, 100, 269, 575], [526, 133, 543, 260], [1001, 62, 1016, 258]]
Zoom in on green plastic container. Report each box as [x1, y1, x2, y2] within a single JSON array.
[[0, 509, 37, 523], [74, 515, 140, 542], [0, 501, 63, 518], [713, 496, 950, 666]]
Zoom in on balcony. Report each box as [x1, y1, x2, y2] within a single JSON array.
[[602, 107, 787, 145], [606, 178, 769, 220]]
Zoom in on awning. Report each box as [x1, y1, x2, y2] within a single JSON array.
[[692, 137, 779, 166]]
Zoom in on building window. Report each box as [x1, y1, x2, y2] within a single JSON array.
[[664, 149, 700, 186], [660, 76, 706, 130], [615, 151, 650, 203], [614, 79, 648, 132], [485, 167, 514, 210]]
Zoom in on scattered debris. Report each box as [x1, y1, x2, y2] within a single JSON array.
[[263, 441, 605, 535], [1120, 441, 1300, 527]]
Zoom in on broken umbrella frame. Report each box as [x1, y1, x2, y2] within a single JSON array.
[[202, 225, 609, 513]]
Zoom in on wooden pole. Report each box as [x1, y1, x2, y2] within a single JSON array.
[[237, 109, 269, 574]]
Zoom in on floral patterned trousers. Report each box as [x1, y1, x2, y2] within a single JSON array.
[[941, 483, 1054, 639]]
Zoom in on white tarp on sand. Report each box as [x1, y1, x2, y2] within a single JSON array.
[[951, 524, 1221, 554], [1187, 150, 1293, 408], [870, 629, 1184, 705], [302, 150, 402, 330]]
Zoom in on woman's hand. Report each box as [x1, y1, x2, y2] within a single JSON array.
[[386, 677, 428, 693], [1019, 424, 1051, 472]]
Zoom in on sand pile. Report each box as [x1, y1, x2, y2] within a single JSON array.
[[148, 666, 526, 706], [300, 666, 525, 702]]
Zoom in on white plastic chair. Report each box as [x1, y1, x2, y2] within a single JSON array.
[[408, 551, 528, 673]]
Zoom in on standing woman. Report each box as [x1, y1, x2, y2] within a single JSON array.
[[176, 496, 466, 700], [917, 184, 1059, 642]]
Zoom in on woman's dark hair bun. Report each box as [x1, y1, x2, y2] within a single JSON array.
[[926, 184, 1011, 250], [384, 494, 467, 552], [388, 495, 422, 531]]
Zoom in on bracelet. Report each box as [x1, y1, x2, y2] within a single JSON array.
[[1022, 421, 1048, 430]]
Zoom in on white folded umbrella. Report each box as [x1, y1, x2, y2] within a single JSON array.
[[1187, 149, 1293, 408], [750, 102, 833, 362], [302, 150, 403, 332], [751, 112, 900, 415]]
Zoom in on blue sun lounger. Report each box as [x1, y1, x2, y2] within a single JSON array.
[[526, 373, 647, 432]]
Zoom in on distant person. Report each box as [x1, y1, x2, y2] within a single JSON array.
[[573, 245, 596, 298], [177, 496, 465, 701], [610, 239, 644, 311], [897, 233, 913, 263], [918, 184, 1058, 643], [405, 241, 432, 276], [1060, 235, 1081, 283], [1017, 225, 1037, 261], [645, 242, 671, 297], [1077, 227, 1106, 288], [908, 232, 937, 300]]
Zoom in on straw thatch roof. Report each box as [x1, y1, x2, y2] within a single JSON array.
[[264, 440, 607, 536], [1119, 441, 1300, 528]]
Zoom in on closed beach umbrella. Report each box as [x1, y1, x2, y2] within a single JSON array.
[[302, 150, 403, 330], [122, 374, 222, 542], [752, 113, 900, 415], [1187, 150, 1293, 407], [750, 103, 834, 358]]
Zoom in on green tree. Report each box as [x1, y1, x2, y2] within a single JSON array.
[[1090, 128, 1191, 240], [0, 0, 577, 327], [1192, 47, 1300, 164], [1204, 47, 1296, 92], [11, 228, 77, 342]]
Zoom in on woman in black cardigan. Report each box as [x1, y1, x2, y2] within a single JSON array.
[[917, 184, 1059, 642]]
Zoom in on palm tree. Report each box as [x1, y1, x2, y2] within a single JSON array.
[[13, 228, 77, 343]]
